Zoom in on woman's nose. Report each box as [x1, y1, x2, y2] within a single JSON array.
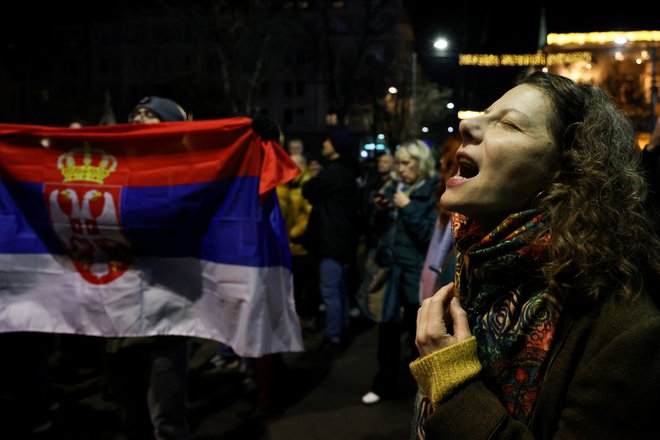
[[459, 117, 480, 144]]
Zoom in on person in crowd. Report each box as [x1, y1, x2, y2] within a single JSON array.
[[104, 95, 192, 440], [1, 332, 58, 437], [69, 117, 90, 128], [419, 135, 460, 301], [128, 96, 189, 124], [306, 152, 323, 177], [232, 112, 292, 421], [410, 71, 660, 439], [361, 139, 438, 406], [286, 138, 305, 156], [302, 128, 361, 355], [277, 152, 321, 331], [354, 152, 397, 321], [360, 152, 396, 252]]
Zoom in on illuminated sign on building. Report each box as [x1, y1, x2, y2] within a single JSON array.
[[458, 51, 592, 67]]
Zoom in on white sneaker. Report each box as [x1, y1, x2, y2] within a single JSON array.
[[361, 391, 381, 405]]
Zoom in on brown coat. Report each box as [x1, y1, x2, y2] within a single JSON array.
[[423, 290, 660, 439]]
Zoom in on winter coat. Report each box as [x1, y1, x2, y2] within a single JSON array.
[[302, 156, 359, 263], [373, 176, 438, 306], [420, 291, 660, 439], [277, 170, 313, 256], [414, 210, 660, 439]]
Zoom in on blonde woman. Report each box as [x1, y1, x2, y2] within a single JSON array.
[[362, 139, 439, 405]]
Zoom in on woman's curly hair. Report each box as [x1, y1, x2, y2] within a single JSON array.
[[520, 71, 660, 304]]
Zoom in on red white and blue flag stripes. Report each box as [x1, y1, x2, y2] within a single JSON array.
[[0, 117, 303, 357]]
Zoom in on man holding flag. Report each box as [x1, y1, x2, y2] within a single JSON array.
[[0, 97, 303, 439], [103, 96, 194, 439]]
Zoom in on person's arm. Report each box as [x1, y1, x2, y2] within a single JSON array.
[[411, 283, 479, 405], [415, 292, 660, 439], [397, 183, 438, 246], [288, 197, 312, 240], [302, 169, 338, 204]]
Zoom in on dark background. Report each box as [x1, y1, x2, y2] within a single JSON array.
[[404, 1, 659, 109], [2, 1, 658, 120]]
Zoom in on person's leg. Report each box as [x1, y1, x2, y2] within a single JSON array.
[[146, 337, 191, 440], [319, 257, 346, 345], [399, 268, 423, 362], [295, 254, 321, 326], [371, 320, 402, 397], [291, 255, 306, 320], [104, 339, 153, 439], [339, 262, 351, 333], [402, 301, 420, 362], [254, 353, 286, 415], [0, 332, 56, 435]]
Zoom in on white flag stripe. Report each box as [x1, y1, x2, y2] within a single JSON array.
[[0, 253, 303, 357]]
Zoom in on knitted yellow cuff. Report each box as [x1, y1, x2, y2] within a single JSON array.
[[409, 336, 481, 408]]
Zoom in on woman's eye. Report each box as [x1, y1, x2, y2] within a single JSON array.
[[500, 120, 519, 130]]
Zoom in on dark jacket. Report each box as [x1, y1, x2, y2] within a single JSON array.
[[372, 177, 438, 305], [302, 155, 359, 262], [422, 290, 660, 439]]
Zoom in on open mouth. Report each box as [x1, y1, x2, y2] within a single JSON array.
[[457, 156, 479, 178]]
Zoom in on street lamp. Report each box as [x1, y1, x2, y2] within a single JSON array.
[[411, 37, 450, 135], [433, 37, 449, 51], [410, 37, 449, 139]]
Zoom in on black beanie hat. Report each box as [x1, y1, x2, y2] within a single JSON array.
[[328, 129, 356, 154], [130, 96, 187, 122]]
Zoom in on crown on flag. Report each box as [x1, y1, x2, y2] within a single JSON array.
[[57, 143, 117, 184]]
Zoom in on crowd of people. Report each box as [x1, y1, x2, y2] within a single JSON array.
[[3, 70, 660, 440]]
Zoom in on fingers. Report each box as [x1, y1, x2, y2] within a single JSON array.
[[448, 296, 471, 342], [415, 283, 457, 356], [418, 283, 453, 329], [393, 191, 410, 209]]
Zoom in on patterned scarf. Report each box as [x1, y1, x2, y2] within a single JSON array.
[[413, 209, 562, 438]]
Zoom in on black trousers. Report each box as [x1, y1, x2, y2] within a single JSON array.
[[371, 302, 418, 397], [104, 336, 191, 440]]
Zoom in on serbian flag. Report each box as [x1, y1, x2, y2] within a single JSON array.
[[0, 117, 304, 357]]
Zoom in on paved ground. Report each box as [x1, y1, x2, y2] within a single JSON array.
[[6, 317, 418, 439]]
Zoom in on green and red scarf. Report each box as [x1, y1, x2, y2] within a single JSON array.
[[414, 209, 563, 438]]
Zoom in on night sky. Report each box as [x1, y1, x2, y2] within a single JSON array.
[[404, 1, 659, 109], [3, 1, 659, 114]]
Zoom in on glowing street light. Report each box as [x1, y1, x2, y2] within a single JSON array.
[[411, 38, 450, 132], [433, 37, 449, 51]]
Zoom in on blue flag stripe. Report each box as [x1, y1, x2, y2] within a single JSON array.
[[0, 178, 290, 268]]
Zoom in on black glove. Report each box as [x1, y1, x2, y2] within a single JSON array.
[[251, 114, 282, 142]]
